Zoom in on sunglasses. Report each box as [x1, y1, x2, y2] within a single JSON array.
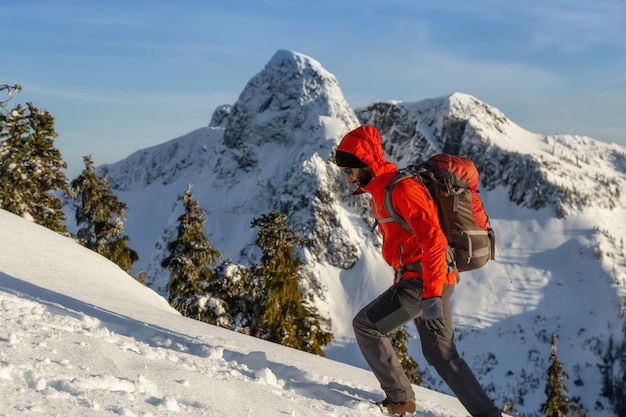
[[340, 167, 353, 178]]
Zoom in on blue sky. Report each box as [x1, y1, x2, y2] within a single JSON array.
[[2, 0, 625, 178]]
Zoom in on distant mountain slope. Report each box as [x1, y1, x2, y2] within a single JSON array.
[[91, 50, 626, 416], [357, 93, 626, 217]]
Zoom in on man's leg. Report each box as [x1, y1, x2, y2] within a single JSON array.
[[415, 284, 501, 417], [352, 279, 422, 402]]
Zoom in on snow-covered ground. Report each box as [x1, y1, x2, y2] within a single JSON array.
[[0, 208, 503, 417]]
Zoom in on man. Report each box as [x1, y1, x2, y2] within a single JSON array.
[[335, 125, 501, 417]]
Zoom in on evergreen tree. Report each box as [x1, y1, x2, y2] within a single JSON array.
[[615, 331, 626, 417], [599, 335, 616, 400], [389, 326, 422, 385], [0, 84, 21, 112], [135, 270, 148, 285], [162, 185, 222, 312], [71, 155, 138, 273], [599, 330, 626, 417], [101, 234, 138, 274], [540, 333, 584, 417], [201, 260, 258, 331], [0, 102, 68, 232], [251, 212, 333, 356]]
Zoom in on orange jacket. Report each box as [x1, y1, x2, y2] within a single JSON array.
[[336, 126, 455, 298]]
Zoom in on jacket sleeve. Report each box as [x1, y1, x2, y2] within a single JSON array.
[[393, 180, 449, 298]]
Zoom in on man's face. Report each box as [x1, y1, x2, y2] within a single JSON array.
[[340, 166, 373, 188]]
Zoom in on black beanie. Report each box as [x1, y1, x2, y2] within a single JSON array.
[[335, 150, 368, 168]]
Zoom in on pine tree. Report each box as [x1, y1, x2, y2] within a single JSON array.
[[71, 155, 138, 273], [0, 84, 21, 112], [540, 333, 584, 417], [599, 330, 626, 417], [599, 335, 616, 399], [615, 331, 626, 417], [135, 270, 148, 285], [202, 260, 257, 331], [100, 235, 138, 274], [251, 212, 333, 356], [162, 185, 222, 312], [389, 326, 422, 385], [0, 102, 68, 232]]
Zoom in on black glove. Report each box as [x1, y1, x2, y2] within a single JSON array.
[[422, 297, 445, 332]]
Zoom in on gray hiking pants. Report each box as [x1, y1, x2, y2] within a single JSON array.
[[352, 278, 501, 417]]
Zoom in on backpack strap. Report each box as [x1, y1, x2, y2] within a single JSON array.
[[381, 170, 458, 279], [380, 171, 416, 233]]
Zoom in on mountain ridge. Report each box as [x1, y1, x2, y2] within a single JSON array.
[[357, 92, 626, 217]]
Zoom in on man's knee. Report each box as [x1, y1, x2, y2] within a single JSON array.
[[353, 308, 372, 334], [418, 324, 459, 366]]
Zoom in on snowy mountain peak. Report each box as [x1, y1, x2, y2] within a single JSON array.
[[447, 92, 508, 123], [267, 49, 327, 76], [100, 49, 364, 295], [102, 49, 358, 192], [222, 49, 358, 150]]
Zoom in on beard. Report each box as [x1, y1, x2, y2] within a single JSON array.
[[356, 168, 374, 187]]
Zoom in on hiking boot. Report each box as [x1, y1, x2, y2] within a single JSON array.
[[379, 398, 416, 416]]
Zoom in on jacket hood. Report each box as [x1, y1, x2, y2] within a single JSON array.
[[336, 126, 396, 177]]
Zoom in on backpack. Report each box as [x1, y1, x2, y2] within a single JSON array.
[[380, 154, 495, 273]]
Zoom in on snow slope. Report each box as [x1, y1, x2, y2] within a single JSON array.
[[0, 208, 497, 417]]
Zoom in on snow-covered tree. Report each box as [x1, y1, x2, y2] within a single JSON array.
[[71, 155, 138, 273], [250, 212, 333, 356], [0, 102, 68, 232], [162, 185, 222, 312], [203, 260, 257, 332], [0, 84, 21, 113]]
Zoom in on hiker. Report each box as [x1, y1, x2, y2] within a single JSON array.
[[335, 125, 501, 417]]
